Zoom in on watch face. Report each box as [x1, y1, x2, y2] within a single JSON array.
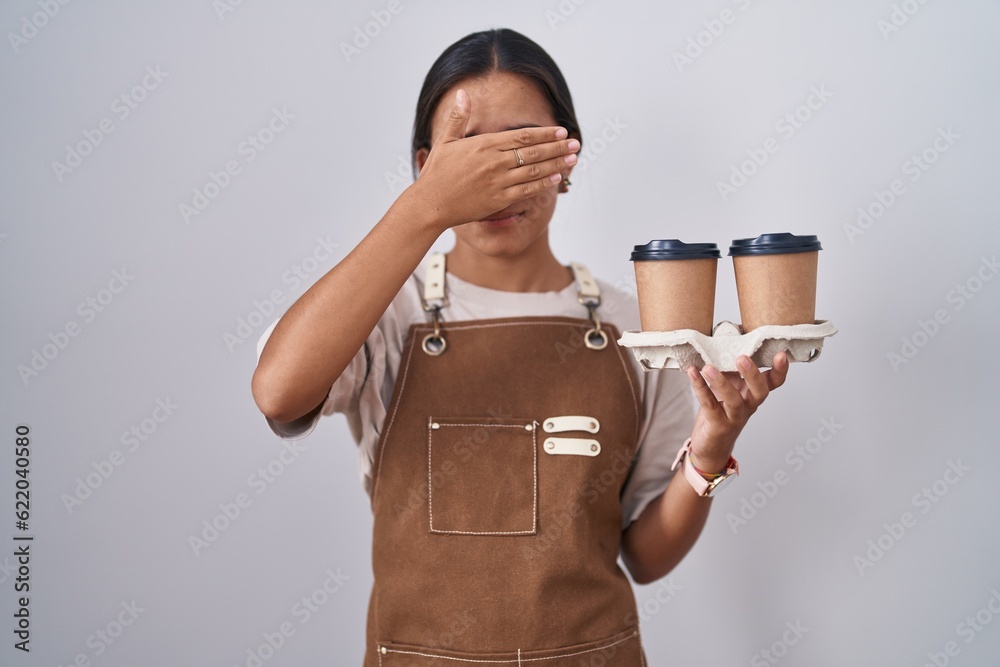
[[707, 472, 736, 496]]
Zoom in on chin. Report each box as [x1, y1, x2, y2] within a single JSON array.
[[464, 237, 534, 258]]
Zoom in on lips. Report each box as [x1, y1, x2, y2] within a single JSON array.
[[480, 210, 523, 227]]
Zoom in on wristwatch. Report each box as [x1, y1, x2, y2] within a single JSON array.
[[671, 438, 739, 497]]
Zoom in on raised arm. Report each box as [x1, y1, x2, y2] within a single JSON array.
[[251, 89, 576, 425]]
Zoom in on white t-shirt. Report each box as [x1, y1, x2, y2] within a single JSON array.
[[255, 259, 696, 528]]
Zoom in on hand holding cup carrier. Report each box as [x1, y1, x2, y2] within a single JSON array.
[[619, 233, 838, 372]]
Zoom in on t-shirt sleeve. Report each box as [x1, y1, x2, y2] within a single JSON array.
[[619, 368, 697, 528]]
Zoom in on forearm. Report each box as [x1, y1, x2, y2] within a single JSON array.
[[620, 469, 714, 584], [251, 189, 442, 423]]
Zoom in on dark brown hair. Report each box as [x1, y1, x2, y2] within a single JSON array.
[[411, 28, 581, 178]]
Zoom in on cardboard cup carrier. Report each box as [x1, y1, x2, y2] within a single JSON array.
[[729, 233, 823, 332], [630, 240, 721, 335]]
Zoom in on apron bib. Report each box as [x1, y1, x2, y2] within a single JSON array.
[[364, 256, 646, 666]]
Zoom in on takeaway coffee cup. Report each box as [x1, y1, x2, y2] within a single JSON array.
[[630, 240, 722, 334], [728, 233, 823, 332]]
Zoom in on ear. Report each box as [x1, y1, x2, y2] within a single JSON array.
[[414, 147, 430, 176], [558, 162, 576, 193]]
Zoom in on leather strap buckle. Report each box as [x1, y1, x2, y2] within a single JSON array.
[[420, 253, 448, 355], [569, 262, 607, 350]]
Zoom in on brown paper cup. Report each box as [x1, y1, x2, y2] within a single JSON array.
[[630, 240, 722, 335], [729, 234, 823, 332]]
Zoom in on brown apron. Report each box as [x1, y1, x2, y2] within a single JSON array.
[[364, 257, 646, 666]]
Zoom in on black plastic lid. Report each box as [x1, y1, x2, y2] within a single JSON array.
[[728, 233, 823, 257], [630, 239, 722, 261]]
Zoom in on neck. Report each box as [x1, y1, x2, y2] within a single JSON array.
[[446, 235, 572, 293]]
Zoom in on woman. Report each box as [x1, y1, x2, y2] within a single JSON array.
[[252, 28, 788, 666]]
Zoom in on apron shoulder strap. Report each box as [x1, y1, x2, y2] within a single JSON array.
[[422, 253, 448, 310], [423, 253, 603, 308], [421, 254, 608, 352], [569, 262, 601, 306]]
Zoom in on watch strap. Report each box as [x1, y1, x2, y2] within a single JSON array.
[[671, 438, 739, 497]]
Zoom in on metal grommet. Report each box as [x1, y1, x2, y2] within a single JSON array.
[[422, 334, 447, 356], [590, 443, 598, 452], [584, 328, 608, 350]]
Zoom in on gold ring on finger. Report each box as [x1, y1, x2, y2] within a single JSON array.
[[512, 148, 525, 168]]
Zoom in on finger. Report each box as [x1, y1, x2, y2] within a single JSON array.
[[507, 138, 580, 167], [701, 364, 746, 421], [736, 355, 770, 407], [506, 152, 578, 185], [765, 351, 789, 390], [501, 171, 566, 202], [686, 366, 725, 418], [439, 89, 471, 144], [497, 125, 569, 150]]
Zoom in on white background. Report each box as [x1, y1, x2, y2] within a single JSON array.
[[2, 1, 999, 665]]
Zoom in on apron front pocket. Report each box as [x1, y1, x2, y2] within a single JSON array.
[[427, 417, 537, 535]]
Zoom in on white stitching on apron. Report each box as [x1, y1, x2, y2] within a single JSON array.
[[416, 320, 591, 332], [408, 319, 640, 445], [428, 421, 538, 535], [376, 320, 592, 503], [379, 629, 638, 663]]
